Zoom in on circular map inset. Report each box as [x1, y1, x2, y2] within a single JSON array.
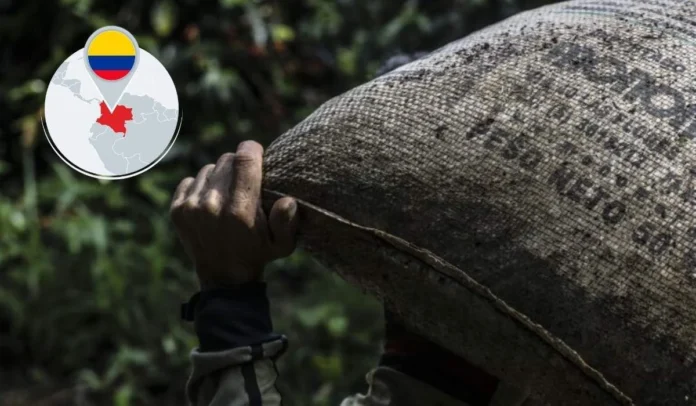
[[44, 49, 180, 179]]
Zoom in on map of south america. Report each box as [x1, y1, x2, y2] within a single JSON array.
[[49, 57, 178, 175]]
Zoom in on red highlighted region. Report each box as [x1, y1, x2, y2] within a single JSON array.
[[96, 101, 133, 136]]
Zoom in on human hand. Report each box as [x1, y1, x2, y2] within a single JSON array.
[[170, 141, 298, 289]]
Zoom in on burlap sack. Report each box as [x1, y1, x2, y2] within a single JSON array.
[[263, 0, 696, 404]]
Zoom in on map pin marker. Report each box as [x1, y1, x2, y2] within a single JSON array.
[[84, 26, 140, 112]]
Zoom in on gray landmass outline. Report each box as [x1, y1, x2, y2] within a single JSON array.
[[88, 93, 178, 175], [50, 58, 100, 104]]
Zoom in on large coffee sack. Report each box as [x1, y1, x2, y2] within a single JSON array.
[[263, 0, 696, 404]]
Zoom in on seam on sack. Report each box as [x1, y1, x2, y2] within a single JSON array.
[[262, 188, 633, 405]]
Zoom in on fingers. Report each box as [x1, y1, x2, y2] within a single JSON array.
[[203, 153, 235, 215], [187, 164, 216, 206], [171, 177, 194, 211], [170, 176, 195, 226], [170, 164, 214, 228], [268, 197, 299, 257], [170, 140, 264, 228], [230, 141, 264, 222]]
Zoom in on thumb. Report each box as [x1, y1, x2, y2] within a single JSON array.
[[268, 197, 299, 258]]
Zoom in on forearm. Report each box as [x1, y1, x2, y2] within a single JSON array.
[[183, 283, 287, 406], [170, 142, 298, 406]]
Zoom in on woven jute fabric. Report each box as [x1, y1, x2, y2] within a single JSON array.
[[263, 1, 696, 404]]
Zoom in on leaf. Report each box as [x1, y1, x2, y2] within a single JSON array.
[[246, 3, 268, 47], [151, 1, 178, 37], [296, 305, 331, 328], [311, 354, 342, 379], [19, 115, 39, 149], [9, 210, 26, 231], [271, 24, 295, 42], [114, 383, 133, 406], [220, 0, 248, 8], [327, 316, 348, 337], [90, 216, 108, 252], [137, 174, 171, 206], [162, 336, 177, 354], [78, 369, 104, 390], [60, 0, 95, 15], [7, 79, 46, 102], [337, 47, 357, 76], [201, 122, 226, 143]]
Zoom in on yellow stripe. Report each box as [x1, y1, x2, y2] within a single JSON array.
[[87, 30, 136, 56]]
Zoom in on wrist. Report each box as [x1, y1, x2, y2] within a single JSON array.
[[181, 281, 278, 352]]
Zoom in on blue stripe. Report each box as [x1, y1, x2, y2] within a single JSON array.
[[88, 56, 135, 71]]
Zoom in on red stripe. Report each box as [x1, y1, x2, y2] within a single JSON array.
[[94, 69, 130, 80]]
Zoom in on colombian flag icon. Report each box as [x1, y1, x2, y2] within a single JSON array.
[[87, 29, 136, 81]]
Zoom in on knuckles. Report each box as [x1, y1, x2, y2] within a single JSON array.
[[226, 206, 256, 229], [170, 151, 261, 227], [172, 197, 220, 218], [171, 189, 251, 226], [232, 151, 257, 168], [170, 199, 199, 223], [201, 190, 224, 214]]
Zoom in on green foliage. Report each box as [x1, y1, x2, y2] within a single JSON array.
[[0, 0, 556, 405]]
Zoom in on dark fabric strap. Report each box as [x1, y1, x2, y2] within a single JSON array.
[[181, 282, 281, 352], [381, 309, 499, 406], [242, 351, 263, 406]]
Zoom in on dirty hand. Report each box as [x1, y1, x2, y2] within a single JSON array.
[[170, 141, 298, 289]]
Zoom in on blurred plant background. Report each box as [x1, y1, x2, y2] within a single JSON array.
[[1, 0, 554, 405]]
